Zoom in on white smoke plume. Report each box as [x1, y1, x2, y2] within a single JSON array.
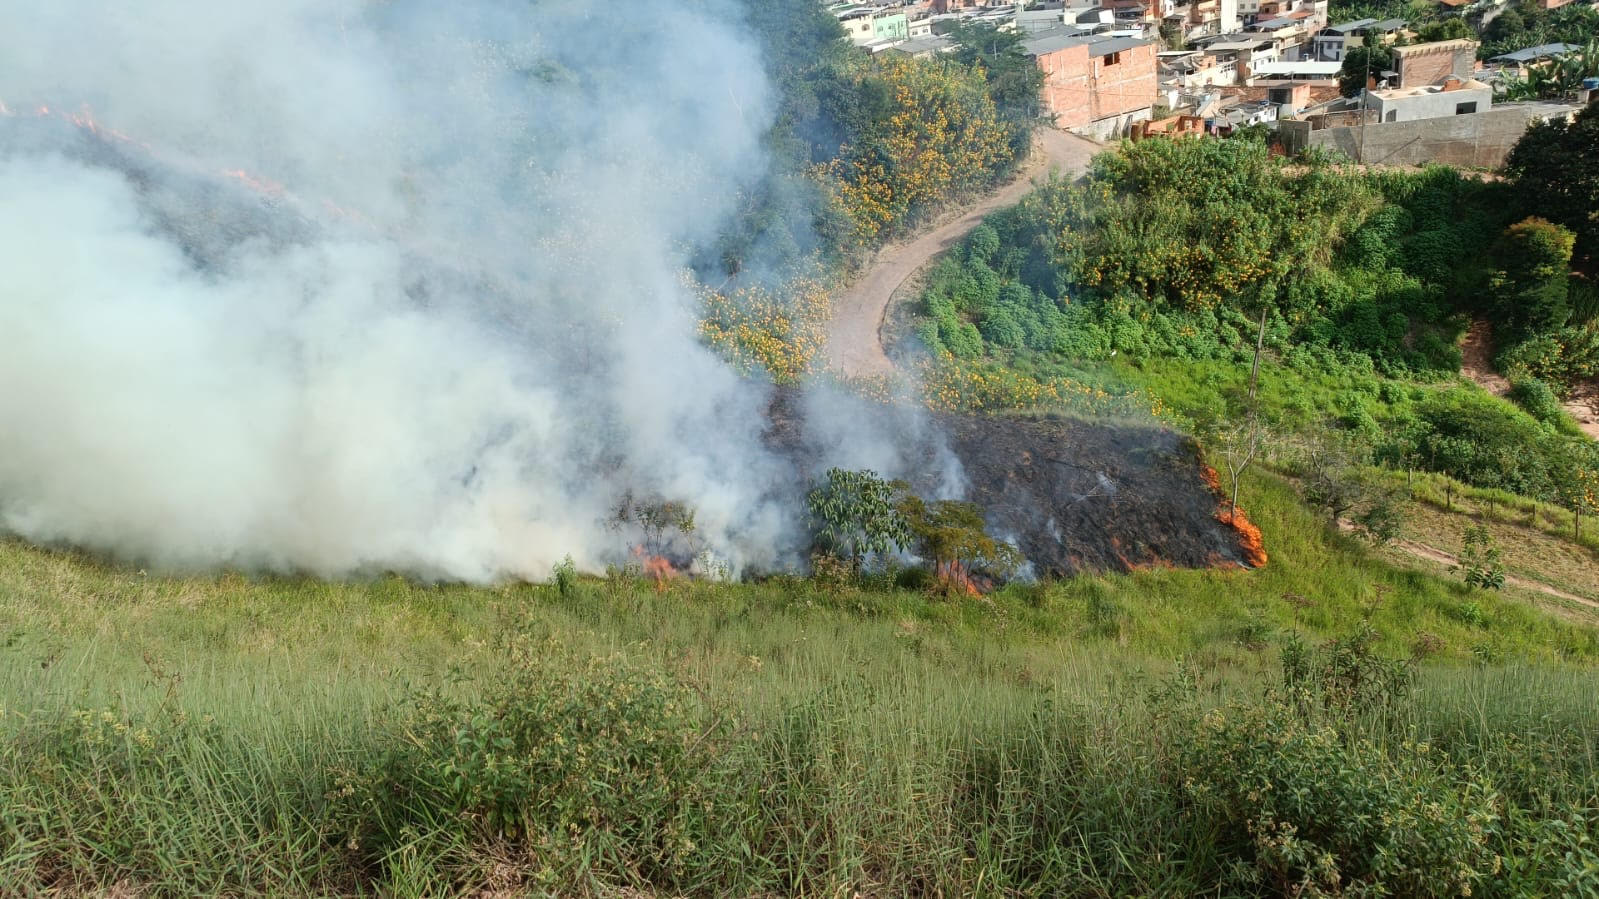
[[0, 0, 870, 579]]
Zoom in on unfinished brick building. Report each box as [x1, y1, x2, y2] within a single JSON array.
[[1023, 30, 1159, 139], [1393, 39, 1478, 89]]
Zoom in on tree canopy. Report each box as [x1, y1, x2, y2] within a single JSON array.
[[1505, 103, 1599, 267]]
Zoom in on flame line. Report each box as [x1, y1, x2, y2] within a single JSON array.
[[1, 96, 366, 228]]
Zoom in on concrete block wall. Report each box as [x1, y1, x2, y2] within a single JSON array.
[[1091, 43, 1159, 122], [1303, 104, 1574, 168]]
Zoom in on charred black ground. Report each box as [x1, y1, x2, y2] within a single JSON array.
[[765, 389, 1249, 577]]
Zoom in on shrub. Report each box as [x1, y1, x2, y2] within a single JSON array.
[[1569, 277, 1599, 326], [807, 467, 911, 576], [895, 494, 1021, 588], [1180, 706, 1500, 898], [1457, 525, 1506, 590], [341, 638, 715, 890], [966, 223, 999, 266], [978, 305, 1025, 348], [1489, 217, 1577, 337], [1508, 374, 1569, 428], [1412, 389, 1562, 500], [552, 555, 577, 598]]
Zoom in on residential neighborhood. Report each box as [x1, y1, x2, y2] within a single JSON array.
[[825, 0, 1596, 163]]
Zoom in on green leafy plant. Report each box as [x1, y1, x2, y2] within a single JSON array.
[[611, 495, 697, 556], [552, 555, 577, 598], [807, 468, 911, 577], [341, 635, 714, 888], [1456, 525, 1506, 590]]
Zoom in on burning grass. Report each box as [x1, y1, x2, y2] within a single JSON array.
[[765, 390, 1258, 580], [1201, 464, 1269, 569]]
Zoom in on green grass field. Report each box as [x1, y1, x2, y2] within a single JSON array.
[[2, 470, 1597, 896]]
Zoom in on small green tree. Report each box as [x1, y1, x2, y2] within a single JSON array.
[[1203, 397, 1274, 524], [1456, 525, 1506, 590], [1158, 20, 1187, 51], [611, 495, 696, 556], [1299, 428, 1373, 525], [894, 494, 1021, 590], [807, 468, 911, 576], [1556, 449, 1599, 540], [1505, 103, 1599, 264], [945, 21, 1046, 127], [1339, 37, 1395, 99], [1416, 19, 1473, 42]]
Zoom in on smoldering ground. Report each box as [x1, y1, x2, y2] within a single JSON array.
[[0, 1, 1251, 582], [0, 0, 928, 580]]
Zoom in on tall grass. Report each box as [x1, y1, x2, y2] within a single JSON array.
[[1, 473, 1597, 895], [3, 607, 1596, 897]]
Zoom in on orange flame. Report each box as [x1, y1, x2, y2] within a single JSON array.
[[0, 98, 343, 218], [932, 560, 982, 597], [1200, 464, 1268, 568], [630, 546, 678, 593], [222, 168, 286, 197]]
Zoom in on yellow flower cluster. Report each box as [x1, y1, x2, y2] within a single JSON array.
[[819, 56, 1012, 246], [697, 277, 832, 384]]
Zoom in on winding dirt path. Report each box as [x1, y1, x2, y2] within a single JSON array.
[[1392, 537, 1597, 609], [1459, 321, 1511, 396], [1460, 319, 1599, 440], [1561, 380, 1599, 439], [825, 127, 1102, 378], [1337, 520, 1598, 613]]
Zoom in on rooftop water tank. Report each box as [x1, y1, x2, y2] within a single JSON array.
[[1584, 77, 1599, 91]]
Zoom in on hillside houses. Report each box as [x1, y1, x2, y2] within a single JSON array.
[[822, 0, 1588, 146], [1311, 17, 1406, 62]]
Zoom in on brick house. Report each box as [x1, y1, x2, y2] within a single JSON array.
[[1392, 39, 1478, 89], [1023, 29, 1160, 138]]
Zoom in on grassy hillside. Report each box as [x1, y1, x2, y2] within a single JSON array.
[[2, 470, 1597, 896]]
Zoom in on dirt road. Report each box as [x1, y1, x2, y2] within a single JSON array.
[[1336, 519, 1598, 613], [1392, 536, 1598, 611], [825, 127, 1101, 379]]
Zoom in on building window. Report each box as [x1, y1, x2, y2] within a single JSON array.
[[1105, 52, 1122, 65], [1455, 101, 1477, 115], [1385, 109, 1397, 122]]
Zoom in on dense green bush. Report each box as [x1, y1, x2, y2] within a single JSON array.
[[914, 144, 1485, 381], [1404, 389, 1568, 500], [1183, 708, 1500, 896], [1489, 217, 1577, 338], [1497, 322, 1599, 389], [1508, 374, 1573, 431], [341, 638, 716, 891], [1505, 100, 1599, 265]]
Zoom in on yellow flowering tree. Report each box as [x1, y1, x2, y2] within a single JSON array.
[[698, 276, 833, 384], [818, 56, 1014, 247]]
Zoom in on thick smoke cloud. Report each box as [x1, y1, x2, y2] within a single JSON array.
[[0, 0, 877, 579]]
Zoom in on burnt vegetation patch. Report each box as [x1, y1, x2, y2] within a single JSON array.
[[765, 389, 1250, 577], [937, 412, 1248, 575]]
